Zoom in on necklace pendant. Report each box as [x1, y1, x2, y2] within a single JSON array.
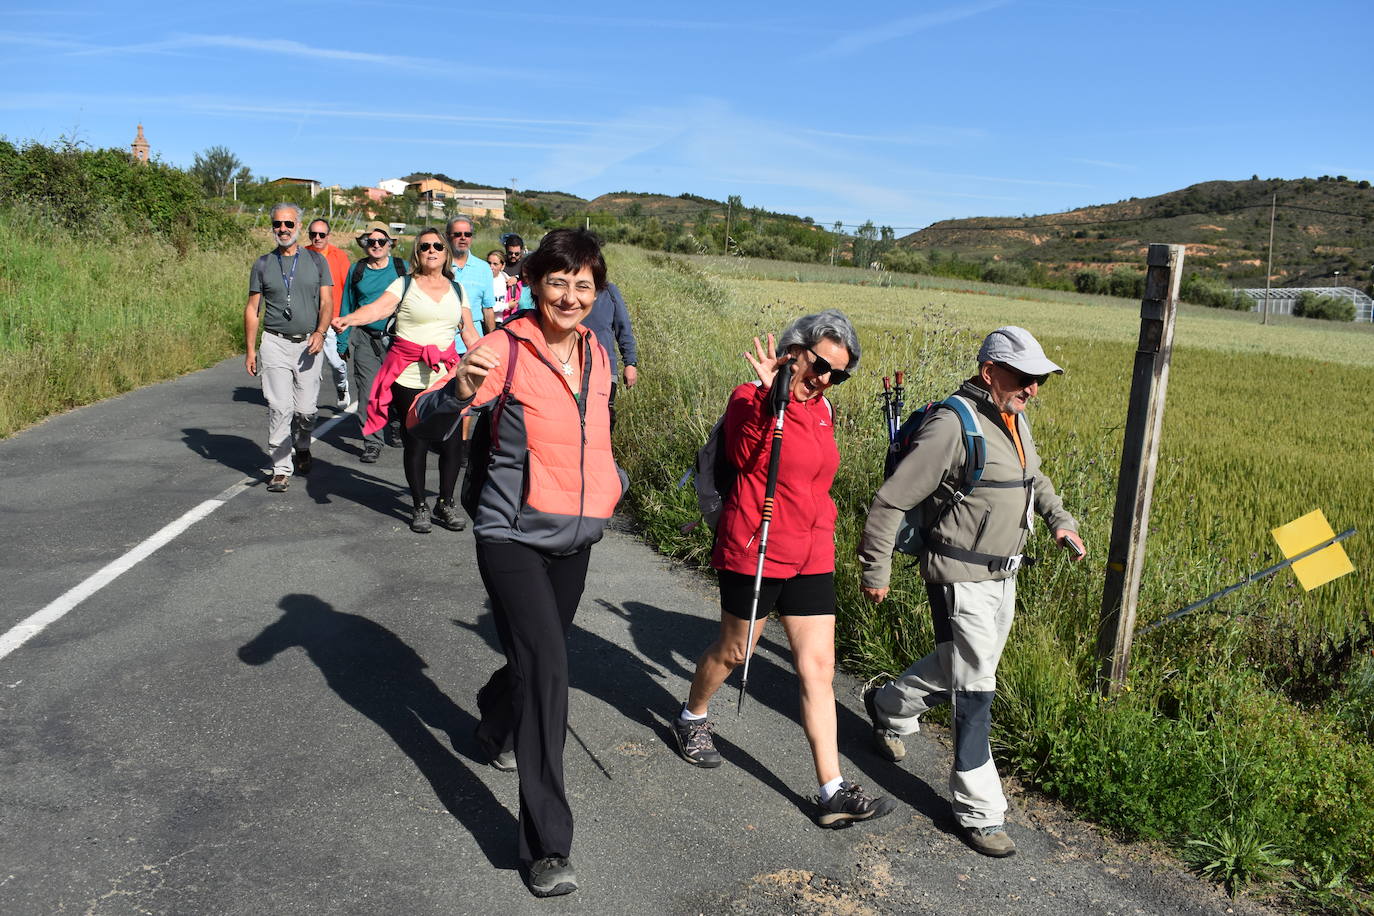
[[560, 362, 574, 376]]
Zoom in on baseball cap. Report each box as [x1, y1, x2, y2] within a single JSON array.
[[977, 326, 1064, 376]]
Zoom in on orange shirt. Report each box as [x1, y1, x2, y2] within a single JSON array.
[[1002, 412, 1026, 468], [311, 242, 352, 319]]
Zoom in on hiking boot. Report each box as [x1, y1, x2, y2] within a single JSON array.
[[815, 781, 897, 829], [475, 727, 516, 772], [409, 501, 431, 534], [672, 716, 722, 768], [863, 684, 907, 762], [432, 499, 467, 531], [385, 420, 402, 447], [336, 383, 350, 408], [360, 442, 382, 464], [961, 824, 1016, 857], [266, 474, 289, 493], [527, 856, 578, 897], [293, 449, 313, 475]]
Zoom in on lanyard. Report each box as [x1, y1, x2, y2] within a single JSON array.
[[276, 251, 300, 308]]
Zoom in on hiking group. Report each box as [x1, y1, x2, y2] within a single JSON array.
[[243, 209, 1087, 898]]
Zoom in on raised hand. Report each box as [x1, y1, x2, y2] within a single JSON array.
[[743, 333, 789, 389]]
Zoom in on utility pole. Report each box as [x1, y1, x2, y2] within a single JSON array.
[[1096, 243, 1185, 695], [724, 199, 732, 255], [1262, 193, 1276, 325]]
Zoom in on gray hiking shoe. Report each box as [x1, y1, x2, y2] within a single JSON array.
[[815, 781, 897, 829], [432, 498, 466, 531], [672, 716, 722, 768], [409, 501, 431, 534], [527, 856, 578, 897], [962, 824, 1016, 857], [863, 685, 907, 762]]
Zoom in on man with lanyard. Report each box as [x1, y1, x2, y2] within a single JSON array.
[[446, 216, 496, 334], [856, 326, 1086, 858], [306, 218, 353, 408], [581, 280, 639, 431], [335, 222, 407, 464], [244, 203, 333, 493]]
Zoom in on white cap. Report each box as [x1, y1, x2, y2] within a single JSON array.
[[977, 326, 1063, 376]]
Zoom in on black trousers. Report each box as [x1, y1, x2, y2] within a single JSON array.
[[474, 539, 591, 863], [387, 382, 465, 506]]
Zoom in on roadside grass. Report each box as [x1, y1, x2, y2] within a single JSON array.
[[610, 247, 1374, 906], [0, 207, 255, 436]]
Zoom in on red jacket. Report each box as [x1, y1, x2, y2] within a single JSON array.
[[711, 382, 840, 577]]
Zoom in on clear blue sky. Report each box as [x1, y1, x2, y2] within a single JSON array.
[[6, 0, 1369, 232]]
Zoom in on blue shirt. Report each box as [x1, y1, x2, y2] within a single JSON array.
[[451, 252, 495, 325]]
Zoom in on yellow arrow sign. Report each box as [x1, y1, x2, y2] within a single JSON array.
[[1271, 509, 1355, 591]]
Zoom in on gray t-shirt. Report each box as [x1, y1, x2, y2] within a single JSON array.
[[249, 249, 332, 336]]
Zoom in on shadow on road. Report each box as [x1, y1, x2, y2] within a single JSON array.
[[182, 428, 266, 479], [237, 593, 518, 870], [231, 385, 267, 407]]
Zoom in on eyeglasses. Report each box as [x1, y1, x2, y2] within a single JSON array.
[[364, 237, 391, 247], [449, 231, 473, 238], [997, 363, 1049, 387], [308, 231, 328, 239], [416, 241, 446, 253], [271, 220, 295, 229], [805, 347, 851, 385], [506, 249, 522, 257]]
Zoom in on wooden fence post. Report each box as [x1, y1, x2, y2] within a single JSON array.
[[1096, 243, 1184, 695]]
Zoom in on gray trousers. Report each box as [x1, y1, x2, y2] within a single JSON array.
[[259, 332, 321, 476], [347, 330, 386, 445], [322, 328, 348, 392], [872, 576, 1015, 828]]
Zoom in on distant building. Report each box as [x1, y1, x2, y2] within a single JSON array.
[[365, 187, 391, 202], [378, 178, 408, 196], [268, 177, 322, 197], [1237, 287, 1372, 322], [453, 188, 507, 220], [130, 124, 150, 163]]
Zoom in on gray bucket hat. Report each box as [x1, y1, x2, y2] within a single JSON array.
[[977, 326, 1064, 376]]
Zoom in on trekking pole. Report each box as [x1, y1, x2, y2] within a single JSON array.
[[881, 376, 895, 443], [892, 370, 905, 431], [738, 358, 795, 715]]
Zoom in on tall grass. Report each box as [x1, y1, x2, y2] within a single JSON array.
[[0, 206, 257, 436], [609, 246, 1374, 906]]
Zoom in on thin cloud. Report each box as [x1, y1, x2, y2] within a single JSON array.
[[813, 0, 1012, 59], [1069, 157, 1136, 171]]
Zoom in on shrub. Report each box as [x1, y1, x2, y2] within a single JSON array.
[[1293, 291, 1355, 321]]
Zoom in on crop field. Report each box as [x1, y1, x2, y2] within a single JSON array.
[[609, 247, 1374, 908]]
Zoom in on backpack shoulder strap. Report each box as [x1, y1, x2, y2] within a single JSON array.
[[941, 397, 985, 486], [394, 257, 408, 277], [347, 260, 366, 305]]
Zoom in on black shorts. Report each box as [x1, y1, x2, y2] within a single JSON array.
[[717, 569, 836, 620]]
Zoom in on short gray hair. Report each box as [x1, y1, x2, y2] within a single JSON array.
[[271, 202, 303, 223], [446, 215, 474, 234], [777, 309, 861, 372]]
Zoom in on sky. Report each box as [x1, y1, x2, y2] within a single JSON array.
[[5, 0, 1371, 233]]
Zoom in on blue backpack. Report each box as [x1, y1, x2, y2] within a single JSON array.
[[886, 397, 985, 557]]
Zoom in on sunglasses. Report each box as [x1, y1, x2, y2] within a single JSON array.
[[271, 220, 295, 229], [805, 347, 851, 385], [308, 231, 328, 239], [363, 237, 391, 247], [997, 363, 1049, 387], [416, 241, 446, 253], [449, 231, 473, 238]]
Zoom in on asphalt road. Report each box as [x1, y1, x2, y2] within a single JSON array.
[[0, 358, 1271, 915]]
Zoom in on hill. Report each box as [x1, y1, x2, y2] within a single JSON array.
[[898, 176, 1374, 290]]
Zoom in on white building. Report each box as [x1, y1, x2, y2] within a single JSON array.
[[377, 178, 408, 196]]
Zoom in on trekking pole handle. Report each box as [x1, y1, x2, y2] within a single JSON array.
[[770, 358, 795, 417]]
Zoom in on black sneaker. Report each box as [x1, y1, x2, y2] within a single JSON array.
[[815, 781, 897, 829], [385, 420, 402, 448], [293, 449, 313, 475], [527, 856, 578, 897], [672, 716, 722, 768], [360, 442, 382, 464], [409, 501, 431, 534], [432, 499, 467, 531], [863, 684, 907, 762]]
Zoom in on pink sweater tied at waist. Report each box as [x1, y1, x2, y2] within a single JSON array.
[[363, 337, 459, 435]]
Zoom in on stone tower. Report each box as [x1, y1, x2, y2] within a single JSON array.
[[131, 124, 150, 163]]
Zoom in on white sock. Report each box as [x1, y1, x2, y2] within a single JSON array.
[[819, 776, 846, 801], [678, 704, 707, 722]]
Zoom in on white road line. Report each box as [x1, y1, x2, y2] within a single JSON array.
[[0, 408, 354, 662]]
